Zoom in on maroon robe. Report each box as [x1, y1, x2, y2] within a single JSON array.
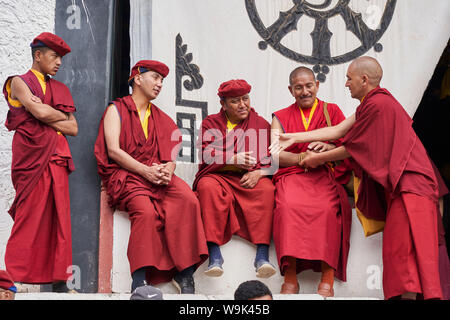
[[193, 108, 274, 246], [272, 99, 352, 281], [342, 87, 444, 299], [2, 70, 75, 283], [94, 96, 208, 284]]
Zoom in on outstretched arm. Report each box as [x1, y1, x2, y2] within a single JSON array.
[[270, 116, 301, 167], [270, 114, 356, 154], [300, 146, 351, 169]]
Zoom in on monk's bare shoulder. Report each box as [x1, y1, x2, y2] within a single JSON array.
[[10, 76, 31, 101]]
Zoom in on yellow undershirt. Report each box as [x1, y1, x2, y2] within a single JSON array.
[[5, 79, 22, 108], [7, 70, 64, 135], [31, 70, 64, 135], [226, 119, 238, 132], [136, 103, 152, 139], [30, 69, 47, 95], [219, 115, 244, 173], [299, 99, 318, 131], [6, 69, 46, 108]]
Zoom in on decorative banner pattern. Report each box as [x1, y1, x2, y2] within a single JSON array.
[[175, 34, 208, 163], [245, 0, 397, 82]]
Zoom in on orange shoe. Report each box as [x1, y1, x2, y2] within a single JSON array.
[[280, 282, 299, 294], [317, 282, 334, 298]]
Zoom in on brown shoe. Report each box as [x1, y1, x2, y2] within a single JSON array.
[[280, 282, 299, 294], [317, 282, 334, 298]]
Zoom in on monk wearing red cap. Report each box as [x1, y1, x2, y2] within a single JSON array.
[[193, 79, 276, 278], [2, 32, 77, 292], [270, 56, 449, 300], [94, 60, 208, 294], [0, 270, 17, 300], [270, 67, 352, 297]]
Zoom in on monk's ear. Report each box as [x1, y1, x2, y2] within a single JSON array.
[[362, 74, 369, 85], [220, 99, 226, 109], [134, 74, 142, 87], [33, 49, 42, 62]]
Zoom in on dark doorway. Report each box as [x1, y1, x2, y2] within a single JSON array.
[[110, 0, 131, 101], [413, 38, 450, 257]]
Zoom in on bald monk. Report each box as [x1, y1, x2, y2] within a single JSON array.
[[270, 56, 449, 300], [193, 79, 276, 278], [94, 60, 208, 294], [271, 67, 352, 296], [2, 32, 78, 292]]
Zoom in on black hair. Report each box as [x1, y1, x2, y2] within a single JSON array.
[[31, 46, 50, 60], [234, 280, 273, 300]]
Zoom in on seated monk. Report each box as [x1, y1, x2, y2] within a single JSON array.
[[193, 79, 276, 278], [271, 67, 352, 297], [94, 60, 208, 294]]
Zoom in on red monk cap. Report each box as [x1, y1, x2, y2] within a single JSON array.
[[218, 79, 252, 99], [0, 270, 16, 292], [30, 32, 71, 57], [128, 60, 170, 84]]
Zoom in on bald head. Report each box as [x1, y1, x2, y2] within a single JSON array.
[[346, 56, 383, 101], [289, 66, 316, 85], [349, 56, 383, 87], [288, 66, 320, 108]]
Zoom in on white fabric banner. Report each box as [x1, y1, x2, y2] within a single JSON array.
[[143, 0, 450, 184], [111, 1, 450, 295], [129, 0, 153, 68]]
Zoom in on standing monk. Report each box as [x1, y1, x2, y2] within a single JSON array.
[[2, 32, 78, 292], [271, 67, 352, 297], [193, 80, 276, 278], [94, 60, 208, 294], [271, 56, 449, 300]]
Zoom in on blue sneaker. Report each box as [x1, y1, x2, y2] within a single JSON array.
[[204, 258, 224, 277], [254, 259, 276, 278]]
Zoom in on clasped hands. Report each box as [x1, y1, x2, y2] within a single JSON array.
[[269, 131, 334, 169], [227, 151, 262, 189], [141, 162, 175, 186]]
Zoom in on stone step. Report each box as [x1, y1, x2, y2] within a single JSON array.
[[15, 293, 380, 300]]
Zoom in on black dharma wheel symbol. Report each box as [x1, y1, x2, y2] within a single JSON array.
[[245, 0, 397, 82]]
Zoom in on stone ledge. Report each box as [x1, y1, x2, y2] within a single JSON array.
[[15, 293, 380, 300]]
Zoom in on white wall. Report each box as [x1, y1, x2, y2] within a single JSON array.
[[0, 0, 56, 269]]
